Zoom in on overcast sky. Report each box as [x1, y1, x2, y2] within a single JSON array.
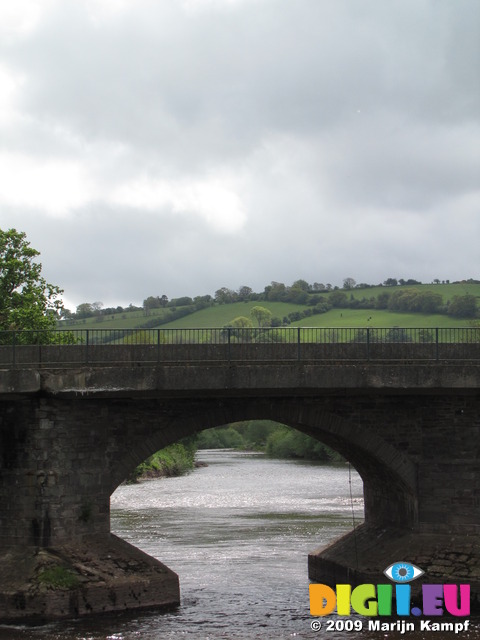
[[1, 0, 479, 310]]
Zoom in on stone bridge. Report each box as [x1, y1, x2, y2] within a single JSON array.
[[0, 334, 479, 621]]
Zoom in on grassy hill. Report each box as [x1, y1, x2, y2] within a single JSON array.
[[62, 282, 480, 331], [342, 282, 480, 303]]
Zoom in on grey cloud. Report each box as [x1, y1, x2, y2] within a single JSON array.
[[0, 0, 478, 306], [9, 1, 478, 155]]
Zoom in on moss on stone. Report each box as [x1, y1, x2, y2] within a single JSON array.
[[37, 565, 79, 590]]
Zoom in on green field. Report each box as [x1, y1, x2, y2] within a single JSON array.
[[344, 282, 480, 303], [159, 301, 305, 328], [295, 309, 471, 329]]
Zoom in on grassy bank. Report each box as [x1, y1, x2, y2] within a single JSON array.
[[129, 441, 196, 482]]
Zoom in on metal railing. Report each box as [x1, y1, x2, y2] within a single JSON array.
[[0, 327, 479, 367]]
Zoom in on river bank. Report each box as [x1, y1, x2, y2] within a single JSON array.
[[129, 441, 197, 482], [132, 421, 342, 483]]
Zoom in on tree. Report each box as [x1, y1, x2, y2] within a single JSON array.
[[76, 302, 94, 319], [250, 306, 272, 327], [229, 316, 253, 328], [237, 286, 253, 300], [193, 294, 213, 310], [287, 287, 309, 304], [215, 287, 237, 304], [222, 316, 253, 342], [0, 228, 64, 334], [168, 296, 193, 307], [375, 291, 391, 309], [329, 290, 348, 307], [291, 279, 310, 292], [343, 277, 356, 290], [264, 281, 287, 301], [447, 295, 478, 319], [91, 301, 103, 316], [384, 278, 398, 287], [143, 296, 162, 315]]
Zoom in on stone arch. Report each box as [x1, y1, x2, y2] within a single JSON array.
[[110, 396, 418, 530]]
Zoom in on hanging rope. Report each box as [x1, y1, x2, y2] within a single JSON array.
[[348, 460, 359, 571]]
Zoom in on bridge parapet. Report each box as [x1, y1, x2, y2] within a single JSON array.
[[0, 327, 479, 367]]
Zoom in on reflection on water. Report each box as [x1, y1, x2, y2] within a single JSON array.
[[0, 451, 477, 639]]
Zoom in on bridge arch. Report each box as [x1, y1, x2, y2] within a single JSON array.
[[110, 397, 418, 531]]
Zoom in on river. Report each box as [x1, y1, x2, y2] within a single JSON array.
[[1, 450, 477, 639]]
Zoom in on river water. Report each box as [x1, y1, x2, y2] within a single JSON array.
[[1, 450, 478, 640]]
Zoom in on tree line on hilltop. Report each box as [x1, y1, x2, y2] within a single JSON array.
[[68, 276, 480, 325]]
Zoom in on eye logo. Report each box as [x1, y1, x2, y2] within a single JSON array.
[[384, 562, 424, 583]]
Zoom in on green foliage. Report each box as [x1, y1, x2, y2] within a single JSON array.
[[168, 296, 194, 307], [447, 295, 478, 318], [197, 426, 245, 449], [250, 306, 273, 327], [329, 291, 349, 308], [120, 329, 166, 344], [196, 421, 342, 462], [387, 288, 443, 314], [130, 441, 196, 482], [230, 316, 253, 328], [375, 292, 391, 309], [222, 316, 255, 342], [37, 566, 79, 590], [215, 287, 238, 304], [0, 228, 64, 334], [265, 426, 342, 461]]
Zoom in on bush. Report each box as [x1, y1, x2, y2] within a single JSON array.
[[197, 426, 244, 449], [447, 295, 478, 318], [329, 291, 349, 308], [265, 426, 342, 461], [387, 289, 443, 314], [130, 441, 196, 481]]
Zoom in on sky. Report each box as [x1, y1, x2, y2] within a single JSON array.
[[1, 0, 479, 311]]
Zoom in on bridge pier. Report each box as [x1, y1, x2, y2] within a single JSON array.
[[1, 360, 479, 620], [0, 396, 180, 622], [308, 526, 480, 609]]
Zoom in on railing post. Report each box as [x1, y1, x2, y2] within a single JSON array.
[[435, 328, 439, 361], [297, 327, 301, 361], [366, 327, 370, 360], [12, 331, 16, 368], [157, 329, 161, 363], [85, 329, 89, 364], [227, 327, 231, 363]]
